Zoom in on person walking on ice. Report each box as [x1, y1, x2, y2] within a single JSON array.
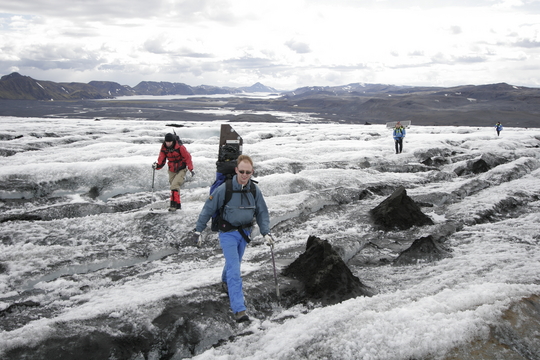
[[189, 155, 274, 323], [152, 133, 194, 211], [495, 122, 503, 136], [393, 122, 406, 154]]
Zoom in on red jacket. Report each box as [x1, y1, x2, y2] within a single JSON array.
[[156, 142, 193, 173]]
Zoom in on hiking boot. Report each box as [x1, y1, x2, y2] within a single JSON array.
[[235, 311, 249, 323], [169, 201, 179, 212], [176, 202, 181, 210], [221, 282, 228, 295]]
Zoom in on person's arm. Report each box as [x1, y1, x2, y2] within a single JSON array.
[[195, 185, 225, 232], [254, 187, 270, 235], [155, 145, 167, 169], [180, 145, 194, 171]]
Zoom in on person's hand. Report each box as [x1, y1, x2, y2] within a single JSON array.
[[190, 170, 195, 177], [190, 231, 201, 247], [152, 162, 158, 170], [264, 234, 275, 246]]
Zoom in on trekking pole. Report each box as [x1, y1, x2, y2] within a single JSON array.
[[150, 167, 156, 211], [269, 243, 280, 298]]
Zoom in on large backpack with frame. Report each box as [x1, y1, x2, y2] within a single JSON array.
[[210, 124, 247, 231]]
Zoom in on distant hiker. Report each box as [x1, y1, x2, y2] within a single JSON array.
[[495, 122, 503, 136], [189, 155, 273, 323], [152, 133, 194, 211], [393, 122, 406, 154]]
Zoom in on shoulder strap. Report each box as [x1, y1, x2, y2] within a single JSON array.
[[223, 178, 257, 208], [224, 178, 234, 207], [250, 180, 258, 199], [217, 179, 258, 241]]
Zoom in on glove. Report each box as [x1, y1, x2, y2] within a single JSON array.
[[152, 162, 158, 170], [190, 170, 195, 177], [264, 234, 275, 246], [190, 231, 201, 247]]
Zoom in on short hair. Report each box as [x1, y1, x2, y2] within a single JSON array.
[[237, 154, 253, 167]]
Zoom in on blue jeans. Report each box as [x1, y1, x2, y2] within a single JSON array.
[[219, 230, 249, 314]]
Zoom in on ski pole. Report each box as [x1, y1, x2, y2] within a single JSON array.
[[269, 243, 280, 298], [150, 167, 156, 210]]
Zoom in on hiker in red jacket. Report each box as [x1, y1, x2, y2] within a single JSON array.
[[153, 133, 194, 211]]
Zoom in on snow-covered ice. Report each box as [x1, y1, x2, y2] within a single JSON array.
[[1, 116, 539, 359]]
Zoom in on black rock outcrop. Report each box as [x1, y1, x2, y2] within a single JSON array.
[[282, 235, 373, 305], [455, 158, 490, 176], [370, 186, 434, 230], [393, 235, 452, 266]]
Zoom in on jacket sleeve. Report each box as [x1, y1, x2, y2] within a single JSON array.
[[156, 145, 167, 170], [180, 145, 194, 171], [254, 186, 270, 236], [195, 185, 225, 232]]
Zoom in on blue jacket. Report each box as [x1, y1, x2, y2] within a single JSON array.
[[195, 175, 270, 235], [393, 127, 406, 140], [495, 123, 503, 131]]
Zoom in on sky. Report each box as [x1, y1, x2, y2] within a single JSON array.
[[1, 0, 540, 90], [1, 115, 540, 358]]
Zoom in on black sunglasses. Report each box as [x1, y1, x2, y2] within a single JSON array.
[[238, 170, 253, 175]]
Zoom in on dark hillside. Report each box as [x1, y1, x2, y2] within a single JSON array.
[[88, 81, 134, 97], [1, 73, 539, 127]]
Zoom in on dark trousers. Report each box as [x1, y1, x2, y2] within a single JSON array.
[[395, 139, 403, 153]]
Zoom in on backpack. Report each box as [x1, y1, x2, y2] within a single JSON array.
[[209, 142, 241, 231], [210, 176, 258, 232], [172, 130, 183, 145]]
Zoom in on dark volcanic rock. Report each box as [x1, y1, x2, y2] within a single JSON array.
[[4, 326, 154, 360], [3, 295, 237, 360], [471, 159, 491, 174], [370, 186, 434, 231], [358, 189, 371, 200], [421, 156, 451, 167], [0, 300, 40, 318], [282, 236, 373, 305], [456, 159, 491, 176], [0, 214, 43, 223], [455, 153, 509, 177], [393, 235, 452, 266]]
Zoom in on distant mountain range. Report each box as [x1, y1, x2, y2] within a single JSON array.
[[281, 82, 538, 100], [2, 72, 540, 105], [1, 72, 539, 128], [0, 72, 280, 100]]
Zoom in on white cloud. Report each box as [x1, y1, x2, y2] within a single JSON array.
[[1, 0, 540, 88], [450, 25, 463, 34]]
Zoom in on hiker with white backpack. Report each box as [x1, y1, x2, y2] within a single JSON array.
[[393, 122, 406, 154]]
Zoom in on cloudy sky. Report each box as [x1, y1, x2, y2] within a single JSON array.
[[1, 0, 540, 90]]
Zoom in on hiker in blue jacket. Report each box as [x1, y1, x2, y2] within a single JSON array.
[[189, 155, 273, 323], [393, 122, 406, 154], [495, 122, 503, 136]]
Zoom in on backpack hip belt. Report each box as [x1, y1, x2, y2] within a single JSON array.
[[218, 218, 254, 243]]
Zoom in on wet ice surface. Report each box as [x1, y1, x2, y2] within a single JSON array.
[[1, 117, 540, 359]]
